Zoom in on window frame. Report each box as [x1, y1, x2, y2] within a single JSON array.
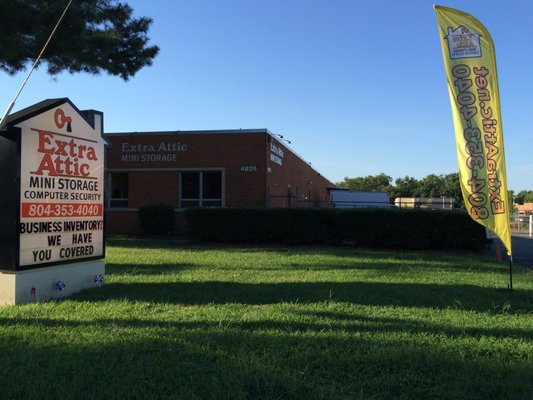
[[107, 172, 129, 208], [179, 170, 224, 208]]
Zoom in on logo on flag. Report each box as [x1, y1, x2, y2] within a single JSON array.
[[445, 26, 482, 59]]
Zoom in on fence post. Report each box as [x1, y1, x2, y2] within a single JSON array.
[[529, 214, 532, 237]]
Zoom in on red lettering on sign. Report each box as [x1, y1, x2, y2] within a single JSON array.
[[32, 129, 97, 178]]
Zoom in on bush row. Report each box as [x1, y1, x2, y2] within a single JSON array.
[[138, 203, 175, 235], [184, 207, 488, 251]]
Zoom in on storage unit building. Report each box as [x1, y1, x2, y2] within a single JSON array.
[[105, 129, 334, 234]]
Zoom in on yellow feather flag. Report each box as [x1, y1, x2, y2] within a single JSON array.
[[434, 5, 512, 256]]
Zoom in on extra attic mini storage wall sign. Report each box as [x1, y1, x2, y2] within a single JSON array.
[[0, 98, 105, 305]]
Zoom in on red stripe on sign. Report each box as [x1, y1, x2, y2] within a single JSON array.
[[21, 203, 103, 218]]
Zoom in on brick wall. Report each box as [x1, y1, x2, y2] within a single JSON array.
[[105, 130, 335, 234], [266, 137, 334, 207], [129, 171, 180, 208]]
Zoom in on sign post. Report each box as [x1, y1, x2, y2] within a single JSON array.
[[0, 98, 105, 305]]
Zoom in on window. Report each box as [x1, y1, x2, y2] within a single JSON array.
[[180, 171, 222, 208], [109, 173, 129, 208]]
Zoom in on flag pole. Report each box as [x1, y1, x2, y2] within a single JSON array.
[[509, 256, 513, 290], [0, 0, 74, 130]]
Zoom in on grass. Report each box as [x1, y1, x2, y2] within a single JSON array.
[[1, 240, 533, 399]]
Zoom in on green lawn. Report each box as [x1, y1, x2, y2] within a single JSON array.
[[1, 240, 533, 399]]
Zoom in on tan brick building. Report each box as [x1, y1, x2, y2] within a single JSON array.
[[105, 130, 334, 234]]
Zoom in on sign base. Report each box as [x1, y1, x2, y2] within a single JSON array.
[[0, 260, 105, 306]]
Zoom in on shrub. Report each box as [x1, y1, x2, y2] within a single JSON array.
[[184, 207, 487, 251], [138, 203, 175, 235]]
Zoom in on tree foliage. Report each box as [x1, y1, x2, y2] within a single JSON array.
[[337, 173, 393, 193], [515, 190, 533, 205], [394, 176, 420, 197], [337, 172, 528, 210], [336, 172, 463, 207], [0, 0, 159, 80]]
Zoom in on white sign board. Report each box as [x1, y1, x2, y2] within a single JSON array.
[[17, 103, 105, 267]]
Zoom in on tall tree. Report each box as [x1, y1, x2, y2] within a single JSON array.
[[0, 0, 159, 80], [337, 173, 392, 192], [393, 176, 420, 198], [417, 174, 444, 198], [515, 190, 533, 204], [442, 173, 463, 208]]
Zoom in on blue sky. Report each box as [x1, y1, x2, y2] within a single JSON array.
[[2, 0, 532, 191]]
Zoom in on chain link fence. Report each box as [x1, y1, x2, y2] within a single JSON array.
[[268, 196, 456, 210], [511, 215, 533, 236]]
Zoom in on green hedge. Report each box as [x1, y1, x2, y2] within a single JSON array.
[[184, 207, 488, 251], [138, 203, 175, 235]]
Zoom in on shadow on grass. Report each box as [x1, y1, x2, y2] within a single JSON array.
[[280, 259, 506, 273], [105, 262, 198, 275], [2, 307, 533, 341], [72, 280, 533, 313], [1, 312, 533, 399], [106, 244, 506, 274], [0, 322, 318, 399], [2, 244, 530, 399]]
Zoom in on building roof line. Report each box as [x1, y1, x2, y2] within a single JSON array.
[[105, 128, 335, 186], [104, 129, 272, 136]]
